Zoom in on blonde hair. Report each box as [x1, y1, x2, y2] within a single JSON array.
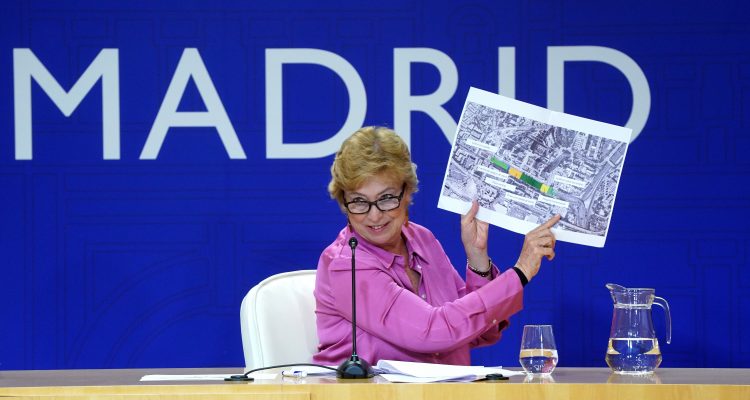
[[328, 126, 418, 211]]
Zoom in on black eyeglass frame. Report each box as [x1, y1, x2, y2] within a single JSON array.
[[343, 184, 406, 214]]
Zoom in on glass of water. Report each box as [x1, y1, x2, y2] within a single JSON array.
[[519, 324, 558, 375]]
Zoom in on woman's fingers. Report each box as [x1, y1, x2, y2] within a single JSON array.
[[461, 200, 487, 251], [515, 216, 561, 282], [550, 232, 556, 249], [529, 214, 561, 234], [461, 200, 480, 224], [527, 215, 561, 241], [542, 214, 562, 228], [531, 236, 555, 248]]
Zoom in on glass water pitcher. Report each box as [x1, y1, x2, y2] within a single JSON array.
[[606, 283, 671, 375]]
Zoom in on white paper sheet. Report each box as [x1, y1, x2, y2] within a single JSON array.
[[374, 359, 523, 383], [140, 373, 276, 381], [378, 373, 477, 383], [284, 365, 338, 376], [438, 87, 631, 247], [140, 365, 337, 382]]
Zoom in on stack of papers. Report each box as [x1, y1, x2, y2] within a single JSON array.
[[375, 360, 523, 383]]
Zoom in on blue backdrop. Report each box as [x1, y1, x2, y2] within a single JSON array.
[[1, 0, 748, 370]]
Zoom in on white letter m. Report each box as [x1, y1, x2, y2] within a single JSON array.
[[13, 48, 120, 160]]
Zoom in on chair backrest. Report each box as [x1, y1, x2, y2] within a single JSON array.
[[240, 270, 319, 370]]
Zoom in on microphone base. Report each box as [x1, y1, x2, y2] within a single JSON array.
[[224, 375, 254, 382], [336, 355, 375, 379]]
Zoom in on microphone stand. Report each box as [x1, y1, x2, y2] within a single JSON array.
[[336, 237, 374, 379]]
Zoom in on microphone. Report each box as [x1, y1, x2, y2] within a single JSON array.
[[336, 237, 374, 379]]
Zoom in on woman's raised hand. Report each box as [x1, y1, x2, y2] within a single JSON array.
[[461, 200, 491, 273], [514, 214, 561, 282]]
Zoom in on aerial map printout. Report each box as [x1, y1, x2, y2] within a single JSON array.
[[438, 88, 631, 247]]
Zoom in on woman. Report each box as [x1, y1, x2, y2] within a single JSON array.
[[313, 126, 560, 366]]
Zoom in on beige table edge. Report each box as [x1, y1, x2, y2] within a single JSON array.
[[1, 367, 749, 400]]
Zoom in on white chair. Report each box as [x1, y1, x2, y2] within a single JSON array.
[[240, 270, 319, 370]]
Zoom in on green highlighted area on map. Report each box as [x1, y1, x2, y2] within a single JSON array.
[[490, 156, 556, 197]]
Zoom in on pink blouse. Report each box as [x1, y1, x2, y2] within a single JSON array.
[[313, 222, 524, 366]]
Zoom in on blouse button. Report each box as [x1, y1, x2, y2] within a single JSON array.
[[421, 294, 426, 299], [492, 319, 498, 324]]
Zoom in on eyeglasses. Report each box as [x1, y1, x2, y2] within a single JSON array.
[[344, 184, 406, 214]]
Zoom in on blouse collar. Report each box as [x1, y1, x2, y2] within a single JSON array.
[[348, 223, 429, 269]]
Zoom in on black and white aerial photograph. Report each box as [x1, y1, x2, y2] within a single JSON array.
[[438, 88, 631, 247]]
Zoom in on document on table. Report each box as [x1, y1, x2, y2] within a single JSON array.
[[438, 87, 631, 247], [140, 373, 276, 381], [140, 365, 336, 381], [375, 359, 523, 383], [283, 365, 337, 375]]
